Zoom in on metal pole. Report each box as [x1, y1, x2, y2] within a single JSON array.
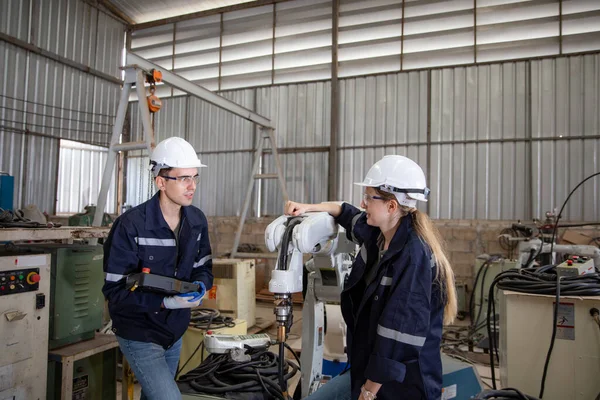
[[231, 137, 266, 258], [328, 0, 340, 201], [267, 128, 289, 202], [92, 81, 132, 227], [135, 70, 156, 152], [126, 52, 274, 129]]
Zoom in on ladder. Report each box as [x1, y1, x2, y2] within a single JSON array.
[[230, 128, 289, 258]]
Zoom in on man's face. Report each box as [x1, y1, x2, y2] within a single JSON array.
[[157, 167, 199, 207]]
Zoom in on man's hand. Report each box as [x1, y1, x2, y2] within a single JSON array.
[[162, 292, 202, 309]]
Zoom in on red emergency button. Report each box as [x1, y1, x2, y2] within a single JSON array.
[[26, 272, 41, 284], [567, 260, 573, 266], [0, 286, 5, 291], [142, 268, 151, 274]]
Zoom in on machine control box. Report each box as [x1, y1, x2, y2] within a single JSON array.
[[0, 268, 40, 296], [557, 256, 595, 277]]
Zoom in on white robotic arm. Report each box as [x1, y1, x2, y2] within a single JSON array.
[[265, 212, 339, 295]]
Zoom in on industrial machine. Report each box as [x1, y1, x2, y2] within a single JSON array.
[[0, 250, 51, 400], [265, 212, 353, 397], [18, 244, 105, 349], [46, 351, 117, 400], [14, 244, 113, 399], [470, 256, 519, 343], [68, 205, 113, 227]]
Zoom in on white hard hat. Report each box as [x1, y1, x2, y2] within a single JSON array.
[[354, 155, 430, 208], [150, 137, 206, 176]]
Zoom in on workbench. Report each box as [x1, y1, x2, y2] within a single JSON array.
[[48, 333, 121, 399], [0, 226, 110, 242]]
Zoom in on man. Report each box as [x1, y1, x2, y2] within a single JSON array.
[[103, 137, 214, 400]]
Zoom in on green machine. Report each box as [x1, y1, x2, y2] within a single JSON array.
[[68, 205, 113, 227], [471, 256, 519, 340], [47, 351, 117, 400]]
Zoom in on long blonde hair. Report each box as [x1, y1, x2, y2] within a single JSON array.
[[376, 189, 458, 325]]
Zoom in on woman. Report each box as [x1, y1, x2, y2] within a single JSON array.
[[285, 155, 457, 400]]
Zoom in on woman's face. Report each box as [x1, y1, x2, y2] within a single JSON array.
[[360, 187, 392, 227]]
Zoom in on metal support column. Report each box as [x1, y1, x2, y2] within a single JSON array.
[[230, 128, 288, 258]]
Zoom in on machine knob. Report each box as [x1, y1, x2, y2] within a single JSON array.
[[27, 272, 41, 284], [9, 284, 15, 290]]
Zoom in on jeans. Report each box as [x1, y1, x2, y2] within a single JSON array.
[[305, 371, 352, 400], [116, 335, 183, 400]]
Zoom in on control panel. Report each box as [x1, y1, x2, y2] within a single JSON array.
[[557, 256, 595, 277], [0, 268, 41, 295], [0, 253, 50, 400]]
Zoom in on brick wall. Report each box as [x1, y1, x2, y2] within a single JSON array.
[[207, 216, 600, 294]]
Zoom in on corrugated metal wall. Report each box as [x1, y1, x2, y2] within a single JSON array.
[[57, 140, 116, 214], [1, 0, 125, 213], [125, 53, 599, 221]]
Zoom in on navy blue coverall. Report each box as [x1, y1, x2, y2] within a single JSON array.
[[336, 203, 444, 400], [102, 193, 214, 349]]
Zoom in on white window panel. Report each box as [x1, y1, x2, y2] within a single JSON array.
[[176, 14, 220, 31], [176, 26, 221, 43], [562, 33, 600, 54], [339, 56, 401, 78], [339, 8, 403, 28], [562, 14, 600, 36], [275, 31, 331, 53], [404, 47, 474, 70], [477, 38, 558, 62], [174, 51, 219, 69], [404, 12, 473, 36], [277, 0, 331, 13], [132, 45, 173, 60], [562, 0, 600, 14], [221, 56, 272, 76], [222, 27, 273, 47], [276, 18, 332, 38], [178, 66, 219, 82], [221, 71, 272, 90], [175, 37, 220, 55], [339, 40, 402, 62], [339, 22, 402, 45], [340, 0, 403, 13], [404, 31, 474, 54], [221, 40, 273, 62], [404, 0, 473, 18], [477, 19, 559, 45], [476, 0, 533, 7], [131, 24, 173, 49], [477, 1, 558, 25], [190, 78, 218, 92], [274, 65, 331, 84], [275, 48, 331, 70]]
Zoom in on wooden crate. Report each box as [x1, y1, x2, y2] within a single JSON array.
[[203, 258, 256, 328]]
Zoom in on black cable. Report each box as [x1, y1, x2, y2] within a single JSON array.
[[549, 172, 600, 258], [179, 346, 299, 400], [283, 342, 302, 370], [473, 388, 540, 400], [538, 275, 560, 399], [278, 341, 287, 394], [0, 93, 116, 118], [0, 105, 114, 127]]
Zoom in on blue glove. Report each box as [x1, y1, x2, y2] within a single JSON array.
[[193, 281, 207, 299], [163, 292, 202, 309]]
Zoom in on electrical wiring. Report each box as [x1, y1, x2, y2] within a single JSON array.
[[0, 117, 111, 136], [0, 93, 116, 119], [473, 388, 540, 400], [0, 105, 114, 127], [178, 345, 299, 400]]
